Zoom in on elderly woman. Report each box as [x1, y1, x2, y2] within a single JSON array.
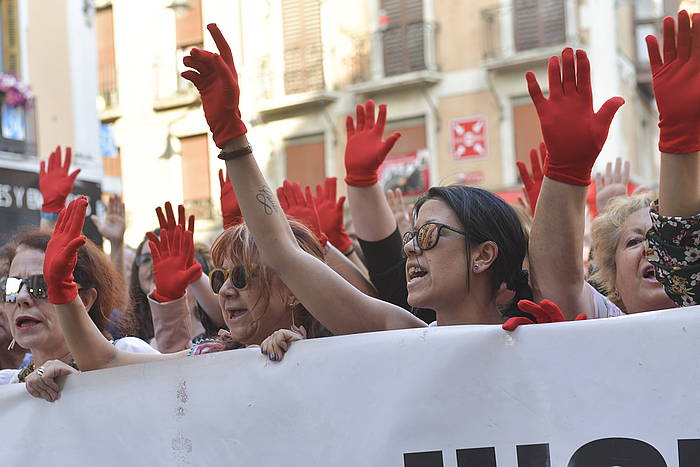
[[525, 13, 700, 317], [0, 229, 158, 401]]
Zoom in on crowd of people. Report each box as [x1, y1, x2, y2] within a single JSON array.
[[1, 11, 699, 403]]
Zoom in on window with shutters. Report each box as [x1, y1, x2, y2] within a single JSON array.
[[381, 0, 426, 77], [180, 134, 213, 218], [513, 0, 566, 52], [282, 0, 324, 95], [285, 136, 325, 188], [175, 0, 203, 93], [96, 5, 118, 108]]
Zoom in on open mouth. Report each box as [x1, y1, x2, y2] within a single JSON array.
[[15, 316, 42, 330], [225, 308, 248, 321], [642, 266, 656, 280], [407, 265, 428, 282]]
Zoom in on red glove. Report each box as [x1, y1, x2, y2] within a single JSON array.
[[218, 168, 242, 228], [155, 202, 196, 270], [502, 299, 587, 331], [39, 146, 81, 213], [344, 100, 401, 187], [181, 24, 246, 148], [516, 142, 547, 215], [44, 197, 88, 304], [645, 10, 700, 154], [276, 180, 327, 247], [313, 177, 352, 252], [146, 226, 202, 302], [526, 48, 625, 186]]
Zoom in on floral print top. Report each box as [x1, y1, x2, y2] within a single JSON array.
[[646, 200, 700, 307]]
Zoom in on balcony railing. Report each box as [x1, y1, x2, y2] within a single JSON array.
[[346, 21, 437, 85], [98, 64, 118, 109], [481, 4, 568, 62]]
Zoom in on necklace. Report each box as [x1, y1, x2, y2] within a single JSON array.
[[17, 359, 79, 382]]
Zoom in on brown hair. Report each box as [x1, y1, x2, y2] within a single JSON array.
[[11, 231, 131, 338], [129, 233, 155, 341], [210, 218, 331, 339], [590, 193, 655, 310]]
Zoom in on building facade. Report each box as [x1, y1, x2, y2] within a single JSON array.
[[98, 0, 692, 246], [0, 0, 102, 244]]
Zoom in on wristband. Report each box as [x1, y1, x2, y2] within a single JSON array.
[[40, 211, 59, 221], [343, 246, 355, 257], [217, 144, 252, 161]]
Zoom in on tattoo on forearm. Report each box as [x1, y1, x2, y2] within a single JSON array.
[[256, 187, 278, 216]]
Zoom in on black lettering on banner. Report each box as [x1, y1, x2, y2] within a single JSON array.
[[403, 450, 443, 467], [517, 443, 551, 467], [567, 437, 666, 467], [679, 439, 700, 466], [456, 447, 497, 466]]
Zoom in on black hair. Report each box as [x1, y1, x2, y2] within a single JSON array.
[[413, 185, 533, 318], [129, 233, 155, 342]]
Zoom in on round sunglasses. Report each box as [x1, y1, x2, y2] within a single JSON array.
[[209, 265, 258, 294]]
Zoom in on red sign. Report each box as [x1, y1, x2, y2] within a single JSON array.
[[451, 117, 487, 160]]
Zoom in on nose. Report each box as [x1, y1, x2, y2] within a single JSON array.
[[402, 234, 421, 258], [14, 282, 34, 309], [218, 278, 240, 298]]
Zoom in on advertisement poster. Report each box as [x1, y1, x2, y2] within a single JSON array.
[[378, 149, 430, 195]]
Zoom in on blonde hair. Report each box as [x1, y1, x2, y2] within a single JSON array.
[[590, 193, 655, 309]]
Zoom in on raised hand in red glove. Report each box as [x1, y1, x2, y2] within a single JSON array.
[[39, 146, 81, 213], [181, 23, 246, 148], [44, 196, 88, 304], [276, 180, 327, 247], [155, 202, 196, 269], [218, 168, 242, 229], [526, 48, 625, 186], [313, 177, 352, 252], [344, 100, 401, 187], [502, 299, 587, 331], [516, 142, 547, 215], [645, 10, 700, 154], [146, 226, 202, 303]]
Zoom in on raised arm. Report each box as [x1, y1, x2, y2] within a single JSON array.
[[646, 11, 700, 217], [39, 146, 80, 230], [527, 48, 624, 319], [644, 11, 700, 308], [155, 202, 225, 328], [44, 198, 182, 371], [181, 24, 423, 334], [91, 194, 126, 277], [344, 100, 401, 242]]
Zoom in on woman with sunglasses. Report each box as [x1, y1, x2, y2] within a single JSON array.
[[29, 197, 331, 397], [0, 223, 159, 400], [175, 24, 533, 349]]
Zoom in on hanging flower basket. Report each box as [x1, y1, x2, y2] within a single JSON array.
[[0, 73, 33, 107]]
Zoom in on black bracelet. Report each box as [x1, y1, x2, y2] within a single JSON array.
[[343, 246, 355, 257], [217, 144, 253, 161]]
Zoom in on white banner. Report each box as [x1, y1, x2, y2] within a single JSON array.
[[2, 307, 700, 466]]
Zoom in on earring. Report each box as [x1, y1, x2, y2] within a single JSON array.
[[7, 338, 15, 351], [473, 264, 479, 272]]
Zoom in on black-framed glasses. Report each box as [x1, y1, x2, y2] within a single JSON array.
[[402, 222, 466, 252], [1, 275, 49, 303], [209, 265, 258, 294]]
